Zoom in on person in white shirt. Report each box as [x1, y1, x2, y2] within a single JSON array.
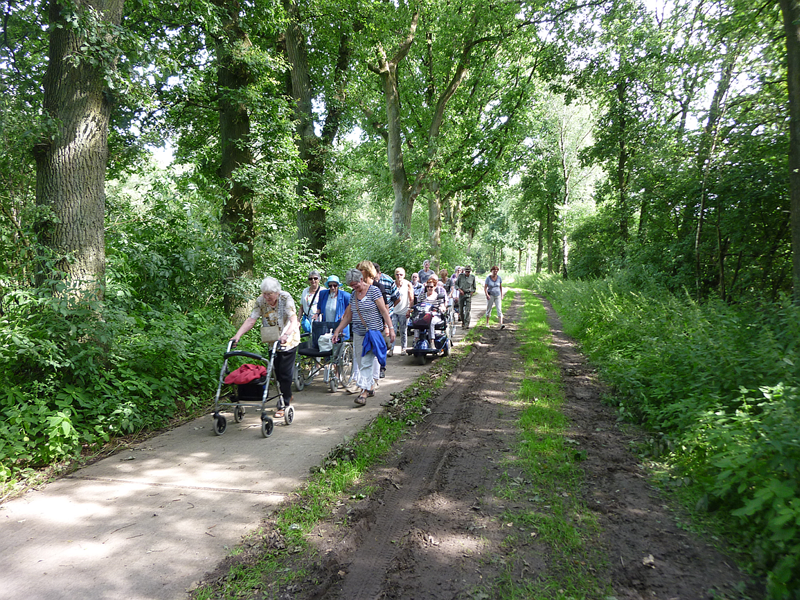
[[391, 267, 415, 355]]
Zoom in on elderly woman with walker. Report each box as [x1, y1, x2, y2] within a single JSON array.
[[332, 268, 394, 406], [230, 276, 300, 419]]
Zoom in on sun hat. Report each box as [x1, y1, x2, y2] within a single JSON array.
[[326, 275, 340, 286]]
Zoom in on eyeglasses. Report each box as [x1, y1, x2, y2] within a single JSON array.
[[328, 283, 338, 288], [309, 277, 319, 281], [426, 284, 436, 288]]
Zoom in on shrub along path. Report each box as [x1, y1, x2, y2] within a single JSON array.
[[217, 291, 762, 599]]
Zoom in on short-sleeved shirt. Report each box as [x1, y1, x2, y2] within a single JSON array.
[[418, 268, 434, 284], [394, 280, 413, 314], [249, 291, 300, 350], [350, 286, 385, 335], [485, 275, 502, 297]]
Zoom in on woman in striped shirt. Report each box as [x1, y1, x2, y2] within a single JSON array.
[[332, 268, 394, 406]]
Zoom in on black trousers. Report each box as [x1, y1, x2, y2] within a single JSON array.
[[272, 348, 296, 404]]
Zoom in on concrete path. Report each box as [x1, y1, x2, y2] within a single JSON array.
[[0, 292, 489, 600]]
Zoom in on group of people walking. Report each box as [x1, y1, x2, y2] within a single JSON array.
[[229, 260, 505, 412]]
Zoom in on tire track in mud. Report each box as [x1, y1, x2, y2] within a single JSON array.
[[332, 311, 518, 600]]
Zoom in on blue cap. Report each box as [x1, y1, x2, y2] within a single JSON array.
[[326, 275, 340, 286]]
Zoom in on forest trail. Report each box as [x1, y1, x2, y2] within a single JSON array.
[[268, 292, 759, 600], [0, 297, 486, 600]]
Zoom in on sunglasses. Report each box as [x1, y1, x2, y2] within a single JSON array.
[[426, 284, 436, 288], [308, 277, 319, 281], [328, 283, 338, 288]]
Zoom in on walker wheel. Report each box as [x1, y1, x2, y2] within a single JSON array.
[[261, 417, 274, 438], [284, 405, 294, 425], [213, 414, 227, 436], [233, 405, 245, 423]]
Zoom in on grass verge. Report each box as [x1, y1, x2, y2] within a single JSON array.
[[477, 289, 609, 599]]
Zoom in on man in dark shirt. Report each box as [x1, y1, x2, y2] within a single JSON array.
[[455, 265, 477, 328]]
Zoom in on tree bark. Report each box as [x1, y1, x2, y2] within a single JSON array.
[[369, 15, 418, 238], [428, 183, 442, 269], [284, 0, 351, 253], [34, 0, 124, 298], [779, 0, 800, 305], [214, 0, 256, 324], [536, 221, 544, 273]]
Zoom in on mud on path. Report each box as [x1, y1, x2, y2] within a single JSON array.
[[235, 293, 760, 599]]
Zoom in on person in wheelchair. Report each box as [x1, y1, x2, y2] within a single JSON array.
[[411, 274, 447, 346]]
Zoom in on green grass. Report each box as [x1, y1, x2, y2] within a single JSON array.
[[476, 289, 610, 599]]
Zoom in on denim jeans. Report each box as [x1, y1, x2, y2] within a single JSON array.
[[391, 313, 409, 351]]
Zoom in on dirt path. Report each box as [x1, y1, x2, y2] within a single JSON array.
[[260, 292, 761, 600]]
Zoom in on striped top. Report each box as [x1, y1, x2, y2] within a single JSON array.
[[351, 285, 385, 335]]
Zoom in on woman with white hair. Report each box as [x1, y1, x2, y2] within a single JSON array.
[[332, 268, 394, 406], [231, 277, 300, 418]]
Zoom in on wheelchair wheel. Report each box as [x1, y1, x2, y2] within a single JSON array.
[[213, 414, 227, 436], [233, 404, 245, 423], [328, 374, 337, 393], [284, 405, 294, 425], [261, 416, 274, 438], [340, 344, 354, 383], [294, 361, 305, 391], [298, 356, 315, 386]]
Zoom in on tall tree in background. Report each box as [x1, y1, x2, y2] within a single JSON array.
[[283, 0, 353, 255], [213, 0, 257, 323], [34, 0, 124, 296], [779, 0, 800, 305]]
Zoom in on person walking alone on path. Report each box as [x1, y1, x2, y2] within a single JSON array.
[[484, 266, 504, 329], [455, 265, 476, 328]]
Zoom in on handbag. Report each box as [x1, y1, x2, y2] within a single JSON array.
[[301, 288, 320, 333], [260, 324, 281, 344]]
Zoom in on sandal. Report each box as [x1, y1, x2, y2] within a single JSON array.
[[274, 409, 285, 418], [354, 392, 368, 406], [367, 390, 375, 397]]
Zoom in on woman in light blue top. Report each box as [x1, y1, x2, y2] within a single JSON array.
[[484, 266, 504, 329]]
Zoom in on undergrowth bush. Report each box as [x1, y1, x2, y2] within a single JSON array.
[[522, 272, 800, 598], [0, 280, 230, 480]]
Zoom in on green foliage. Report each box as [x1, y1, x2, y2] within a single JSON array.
[[528, 272, 800, 596], [0, 277, 230, 477], [686, 385, 800, 598]]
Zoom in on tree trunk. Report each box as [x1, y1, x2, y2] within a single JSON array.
[[546, 204, 554, 274], [615, 81, 630, 245], [694, 50, 734, 300], [284, 0, 348, 254], [428, 184, 442, 269], [779, 0, 800, 305], [536, 221, 544, 273], [214, 1, 256, 324], [34, 0, 124, 298], [369, 23, 417, 238]]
